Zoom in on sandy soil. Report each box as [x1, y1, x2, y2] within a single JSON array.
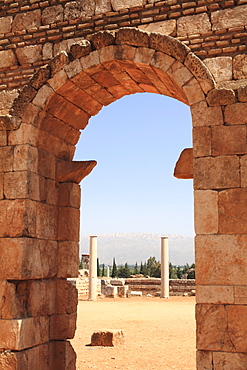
[[71, 296, 196, 370]]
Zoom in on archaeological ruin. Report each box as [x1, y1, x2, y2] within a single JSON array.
[[1, 0, 247, 368]]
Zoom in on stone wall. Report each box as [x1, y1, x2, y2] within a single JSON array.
[[1, 0, 247, 97]]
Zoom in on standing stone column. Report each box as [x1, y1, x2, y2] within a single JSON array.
[[106, 265, 110, 278], [161, 237, 169, 298], [89, 236, 97, 301]]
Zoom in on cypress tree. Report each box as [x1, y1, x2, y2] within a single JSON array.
[[102, 263, 105, 277], [97, 258, 100, 277], [111, 258, 117, 278]]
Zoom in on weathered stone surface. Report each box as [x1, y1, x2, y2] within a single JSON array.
[[183, 77, 205, 105], [177, 13, 211, 37], [91, 31, 115, 50], [197, 303, 247, 352], [212, 125, 246, 156], [0, 350, 18, 370], [111, 0, 144, 11], [194, 190, 218, 234], [11, 85, 37, 118], [48, 69, 68, 91], [219, 188, 247, 234], [241, 155, 247, 187], [0, 316, 49, 350], [206, 88, 236, 106], [32, 85, 54, 109], [50, 340, 76, 370], [36, 203, 58, 240], [65, 59, 82, 79], [12, 9, 41, 32], [64, 0, 95, 20], [56, 279, 78, 314], [50, 312, 77, 340], [54, 39, 77, 57], [70, 40, 92, 60], [167, 60, 193, 87], [0, 146, 13, 172], [213, 352, 247, 370], [233, 54, 247, 80], [193, 126, 211, 157], [116, 28, 149, 48], [194, 155, 240, 190], [184, 53, 215, 94], [58, 206, 80, 241], [41, 5, 63, 25], [139, 20, 176, 36], [234, 286, 247, 305], [0, 50, 17, 68], [151, 51, 175, 72], [16, 45, 42, 65], [95, 0, 111, 14], [0, 90, 18, 115], [196, 234, 247, 285], [49, 51, 69, 77], [238, 86, 247, 102], [196, 285, 234, 304], [212, 5, 247, 30], [224, 102, 247, 125], [0, 16, 12, 34], [173, 148, 193, 179], [80, 49, 100, 71], [204, 56, 232, 82], [4, 171, 40, 201], [0, 115, 21, 130], [59, 183, 80, 208], [56, 160, 97, 183], [57, 241, 79, 278], [150, 33, 190, 63], [30, 65, 51, 90], [196, 350, 213, 370], [91, 330, 124, 346], [42, 42, 53, 61]]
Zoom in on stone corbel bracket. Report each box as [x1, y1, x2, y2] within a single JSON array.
[[174, 148, 193, 179], [0, 115, 21, 130], [56, 160, 97, 183]]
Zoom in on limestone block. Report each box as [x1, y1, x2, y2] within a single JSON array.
[[0, 199, 36, 238], [65, 59, 82, 79], [213, 352, 247, 370], [105, 285, 118, 297], [12, 9, 41, 32], [234, 286, 247, 305], [150, 33, 190, 63], [206, 88, 236, 106], [0, 16, 12, 34], [39, 113, 70, 142], [0, 146, 14, 172], [0, 90, 18, 115], [56, 279, 78, 314], [43, 43, 53, 60], [193, 126, 211, 157], [224, 102, 247, 125], [57, 241, 79, 278], [150, 51, 175, 72], [197, 303, 247, 352], [212, 125, 246, 156], [36, 203, 58, 240], [70, 40, 92, 59], [212, 5, 247, 30], [59, 183, 80, 208], [41, 5, 63, 25], [45, 179, 59, 205], [30, 65, 51, 90], [194, 155, 240, 190], [177, 13, 211, 37], [182, 78, 205, 105], [196, 350, 213, 370], [0, 238, 58, 280], [50, 312, 77, 340], [58, 206, 80, 241], [64, 0, 95, 20], [0, 350, 18, 370], [11, 85, 37, 118], [167, 60, 193, 87], [80, 49, 100, 72], [16, 45, 42, 65], [204, 56, 232, 82], [196, 234, 247, 285], [194, 190, 218, 234], [196, 285, 234, 304], [0, 173, 3, 200], [0, 50, 17, 68], [95, 0, 111, 14], [54, 39, 77, 57], [48, 69, 68, 91], [0, 131, 7, 146], [0, 316, 49, 350], [3, 171, 40, 201], [111, 0, 145, 11], [32, 85, 54, 109], [139, 20, 176, 36], [91, 31, 115, 50], [37, 149, 56, 179], [241, 155, 247, 187], [173, 148, 193, 179], [233, 54, 247, 80], [91, 330, 124, 346], [115, 44, 136, 62], [116, 28, 149, 47], [49, 340, 76, 370], [134, 47, 155, 65], [219, 188, 247, 234], [238, 86, 247, 102], [49, 51, 69, 77]]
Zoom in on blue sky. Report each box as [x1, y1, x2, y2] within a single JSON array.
[[74, 92, 194, 237]]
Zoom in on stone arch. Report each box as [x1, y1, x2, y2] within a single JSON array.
[[1, 28, 244, 369]]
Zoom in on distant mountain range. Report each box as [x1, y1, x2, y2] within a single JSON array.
[[80, 232, 194, 266]]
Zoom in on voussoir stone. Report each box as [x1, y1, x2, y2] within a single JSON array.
[[12, 9, 41, 32], [29, 65, 51, 90], [41, 5, 64, 25], [70, 40, 92, 60], [49, 51, 69, 77], [116, 28, 149, 48], [150, 33, 190, 63], [10, 85, 37, 118], [91, 31, 115, 50], [206, 88, 236, 106]]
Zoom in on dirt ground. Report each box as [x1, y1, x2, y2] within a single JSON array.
[[71, 296, 196, 370]]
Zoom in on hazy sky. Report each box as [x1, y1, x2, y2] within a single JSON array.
[[74, 92, 194, 238]]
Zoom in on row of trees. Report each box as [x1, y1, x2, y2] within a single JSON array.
[[93, 257, 195, 279]]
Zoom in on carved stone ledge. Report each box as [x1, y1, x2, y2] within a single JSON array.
[[56, 160, 97, 183]]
